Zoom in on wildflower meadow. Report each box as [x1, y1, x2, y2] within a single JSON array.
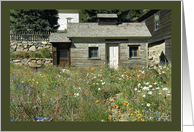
[[10, 63, 172, 122]]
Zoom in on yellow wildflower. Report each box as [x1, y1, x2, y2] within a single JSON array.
[[133, 118, 137, 121], [137, 114, 142, 117], [124, 102, 129, 106], [110, 99, 114, 103], [36, 81, 38, 84], [96, 100, 100, 103], [114, 105, 118, 108]]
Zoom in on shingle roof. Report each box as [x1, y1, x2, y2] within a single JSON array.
[[67, 23, 152, 38], [49, 33, 71, 43]]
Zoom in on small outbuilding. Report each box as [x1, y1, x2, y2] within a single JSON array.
[[50, 14, 152, 69]]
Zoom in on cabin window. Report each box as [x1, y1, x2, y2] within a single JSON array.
[[129, 46, 139, 58], [60, 51, 68, 58], [89, 47, 98, 58], [155, 11, 160, 30]]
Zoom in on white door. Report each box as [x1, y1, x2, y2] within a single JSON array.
[[108, 44, 118, 69]]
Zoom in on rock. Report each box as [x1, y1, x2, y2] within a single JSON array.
[[148, 56, 153, 60], [37, 60, 42, 64], [46, 46, 51, 49], [28, 42, 33, 46], [23, 44, 28, 48], [41, 41, 47, 44], [29, 46, 36, 52], [29, 58, 36, 60], [45, 61, 51, 63], [10, 45, 17, 49], [38, 47, 43, 50], [22, 41, 28, 44], [23, 49, 28, 51], [10, 48, 15, 52], [16, 47, 24, 52], [21, 58, 28, 65], [13, 60, 21, 63], [10, 42, 17, 46], [14, 63, 23, 66], [28, 62, 36, 66], [45, 58, 52, 61], [31, 60, 37, 63]]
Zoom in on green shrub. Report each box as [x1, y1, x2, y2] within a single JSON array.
[[29, 52, 42, 58], [10, 52, 15, 58], [15, 51, 29, 58], [41, 48, 51, 58]]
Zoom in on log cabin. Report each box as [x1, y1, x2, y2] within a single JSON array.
[[49, 14, 152, 69]]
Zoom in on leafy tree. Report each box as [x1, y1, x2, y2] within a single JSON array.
[[10, 9, 59, 33]]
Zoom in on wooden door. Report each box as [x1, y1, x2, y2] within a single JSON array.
[[107, 44, 118, 69], [59, 46, 70, 67]]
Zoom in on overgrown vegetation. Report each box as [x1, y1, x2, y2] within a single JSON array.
[[10, 64, 171, 122], [10, 48, 52, 59], [41, 48, 52, 58]]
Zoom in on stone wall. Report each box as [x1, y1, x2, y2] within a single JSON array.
[[10, 58, 53, 66], [10, 41, 52, 53], [148, 41, 165, 65]]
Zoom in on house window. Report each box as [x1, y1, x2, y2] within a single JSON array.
[[129, 46, 139, 58], [67, 18, 72, 24], [60, 51, 68, 58], [155, 11, 160, 30], [89, 47, 98, 58]]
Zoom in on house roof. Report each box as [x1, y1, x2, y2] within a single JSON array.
[[137, 10, 159, 22], [49, 33, 71, 43], [67, 23, 152, 38], [97, 14, 118, 18]]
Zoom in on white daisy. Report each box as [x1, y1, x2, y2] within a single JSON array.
[[148, 91, 152, 95], [163, 88, 168, 91], [147, 103, 151, 107]]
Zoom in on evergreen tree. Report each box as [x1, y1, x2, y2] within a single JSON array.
[[129, 9, 150, 21], [10, 9, 59, 33], [80, 9, 150, 23], [81, 9, 130, 23]]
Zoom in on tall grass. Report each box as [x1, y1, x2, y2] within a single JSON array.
[[10, 63, 171, 122]]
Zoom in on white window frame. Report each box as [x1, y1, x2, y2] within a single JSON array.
[[154, 11, 160, 30]]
